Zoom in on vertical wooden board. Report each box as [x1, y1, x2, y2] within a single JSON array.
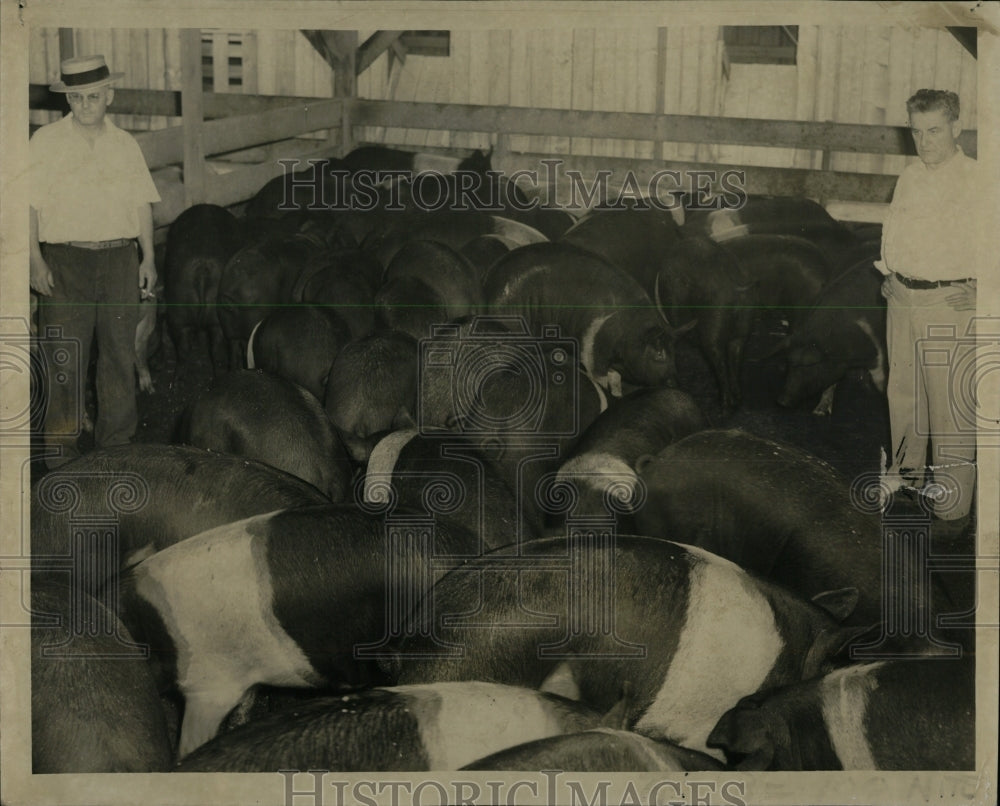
[[591, 28, 617, 157], [254, 28, 276, 95], [111, 28, 134, 131], [164, 28, 183, 94], [448, 31, 474, 150], [695, 26, 720, 163], [832, 26, 862, 172], [47, 28, 62, 84], [145, 29, 165, 130], [880, 25, 910, 176], [886, 26, 914, 124], [524, 30, 546, 154], [450, 30, 471, 105], [180, 28, 206, 207], [718, 61, 749, 167], [293, 31, 314, 97], [859, 27, 890, 174], [727, 64, 797, 169], [466, 30, 491, 105], [630, 27, 656, 160], [619, 28, 640, 159], [382, 51, 418, 146], [29, 28, 50, 85], [547, 28, 574, 155], [398, 56, 427, 148], [956, 46, 977, 129], [273, 30, 296, 96], [508, 30, 530, 153], [660, 27, 684, 161], [212, 31, 228, 93], [909, 26, 938, 96], [242, 31, 259, 94], [74, 29, 93, 65], [425, 58, 452, 149], [676, 26, 702, 161], [30, 29, 54, 126], [129, 29, 151, 131], [487, 30, 511, 107], [608, 29, 628, 159], [933, 29, 963, 98], [570, 28, 595, 157], [792, 25, 819, 169]]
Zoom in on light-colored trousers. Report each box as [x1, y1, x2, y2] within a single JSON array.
[[885, 275, 977, 520]]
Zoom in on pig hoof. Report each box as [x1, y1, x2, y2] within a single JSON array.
[[138, 371, 154, 394]]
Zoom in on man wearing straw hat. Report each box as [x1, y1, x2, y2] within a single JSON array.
[[29, 55, 160, 469]]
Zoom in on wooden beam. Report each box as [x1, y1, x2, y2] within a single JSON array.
[[30, 84, 329, 118], [301, 29, 352, 74], [351, 98, 978, 158], [947, 27, 977, 59], [180, 29, 206, 207], [133, 98, 346, 170], [501, 151, 899, 206], [357, 31, 405, 76], [57, 28, 74, 62], [655, 27, 667, 163], [329, 31, 357, 98], [202, 98, 345, 156]]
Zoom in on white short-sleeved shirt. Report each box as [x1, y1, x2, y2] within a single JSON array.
[[30, 112, 161, 243], [875, 147, 981, 282]]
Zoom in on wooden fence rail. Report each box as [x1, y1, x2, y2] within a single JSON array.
[[28, 88, 980, 214]]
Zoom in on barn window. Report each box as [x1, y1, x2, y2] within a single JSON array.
[[723, 26, 798, 65], [202, 30, 257, 92]]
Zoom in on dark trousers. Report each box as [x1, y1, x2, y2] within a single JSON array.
[[38, 243, 139, 467]]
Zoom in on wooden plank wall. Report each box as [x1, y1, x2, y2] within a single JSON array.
[[29, 25, 978, 175], [354, 24, 976, 174]]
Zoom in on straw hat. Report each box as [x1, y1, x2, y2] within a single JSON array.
[[49, 55, 124, 93]]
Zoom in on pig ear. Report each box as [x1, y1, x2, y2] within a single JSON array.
[[634, 454, 657, 475], [802, 623, 874, 678], [810, 587, 859, 622], [599, 680, 633, 730], [393, 406, 417, 431], [706, 706, 776, 772], [825, 623, 883, 666], [670, 318, 698, 338]]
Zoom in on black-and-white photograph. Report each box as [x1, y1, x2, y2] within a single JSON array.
[[1, 2, 997, 805]]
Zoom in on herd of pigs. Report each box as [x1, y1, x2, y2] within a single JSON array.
[[30, 147, 976, 775]]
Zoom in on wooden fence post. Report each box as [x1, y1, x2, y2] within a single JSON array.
[[180, 29, 206, 207]]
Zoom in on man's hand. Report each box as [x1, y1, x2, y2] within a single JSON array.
[[139, 258, 157, 299], [945, 281, 976, 311], [30, 253, 54, 296]]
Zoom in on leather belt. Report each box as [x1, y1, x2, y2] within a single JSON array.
[[894, 273, 973, 290], [61, 238, 135, 250]]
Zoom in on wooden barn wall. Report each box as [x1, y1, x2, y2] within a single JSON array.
[[355, 27, 727, 163], [30, 25, 977, 176]]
